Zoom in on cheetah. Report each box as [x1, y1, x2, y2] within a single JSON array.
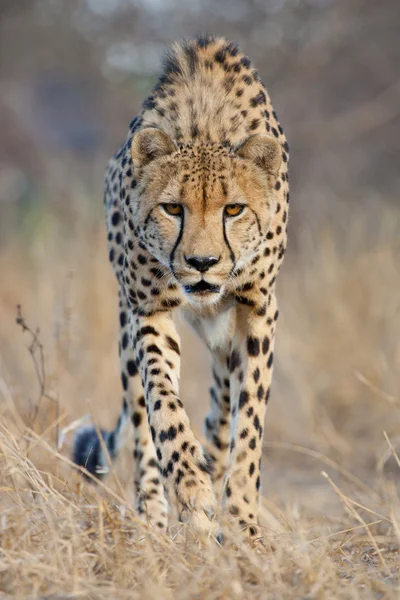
[[73, 35, 289, 542]]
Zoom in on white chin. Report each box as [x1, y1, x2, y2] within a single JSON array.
[[184, 290, 223, 308]]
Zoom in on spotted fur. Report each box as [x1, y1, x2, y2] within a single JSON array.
[[73, 35, 289, 541]]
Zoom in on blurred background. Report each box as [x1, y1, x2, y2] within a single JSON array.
[[1, 0, 399, 511]]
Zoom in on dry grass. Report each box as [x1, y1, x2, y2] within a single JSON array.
[[0, 196, 399, 598]]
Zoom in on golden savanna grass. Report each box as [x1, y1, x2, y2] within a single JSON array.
[[0, 194, 399, 598]]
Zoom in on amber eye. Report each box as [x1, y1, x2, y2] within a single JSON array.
[[224, 204, 245, 217], [162, 203, 183, 216]]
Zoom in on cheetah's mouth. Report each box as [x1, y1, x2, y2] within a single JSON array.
[[184, 280, 221, 295]]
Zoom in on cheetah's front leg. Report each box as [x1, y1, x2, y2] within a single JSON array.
[[223, 293, 278, 542], [133, 310, 218, 536], [204, 348, 231, 496]]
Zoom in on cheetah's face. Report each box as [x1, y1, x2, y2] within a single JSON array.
[[131, 129, 282, 306]]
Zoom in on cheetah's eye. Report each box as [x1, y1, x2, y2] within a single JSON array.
[[224, 204, 245, 217], [162, 203, 183, 216]]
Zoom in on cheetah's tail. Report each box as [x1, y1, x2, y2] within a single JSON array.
[[72, 399, 131, 479]]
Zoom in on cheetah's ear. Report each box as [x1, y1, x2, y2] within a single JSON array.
[[236, 134, 281, 176], [131, 128, 177, 168]]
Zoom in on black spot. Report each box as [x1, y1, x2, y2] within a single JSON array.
[[249, 437, 256, 450], [225, 41, 239, 56], [138, 325, 159, 339], [239, 390, 249, 409], [249, 463, 255, 477], [175, 469, 184, 485], [142, 96, 157, 111], [127, 360, 137, 377], [154, 400, 161, 411], [267, 352, 274, 368], [137, 291, 147, 302], [238, 281, 254, 292], [249, 118, 260, 131], [257, 385, 264, 401], [166, 336, 180, 355], [236, 295, 255, 307], [230, 350, 241, 372], [121, 372, 128, 391], [256, 303, 267, 317], [111, 212, 120, 226], [197, 34, 214, 48], [167, 425, 177, 440], [250, 91, 266, 107], [150, 267, 164, 279], [215, 49, 226, 63], [147, 344, 162, 355], [247, 337, 260, 357], [161, 298, 181, 309], [198, 458, 212, 474], [253, 368, 260, 383], [121, 332, 129, 350], [132, 412, 142, 427]]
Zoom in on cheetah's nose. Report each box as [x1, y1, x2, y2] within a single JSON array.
[[184, 255, 220, 272]]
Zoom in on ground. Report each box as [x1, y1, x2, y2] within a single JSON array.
[[0, 197, 399, 598]]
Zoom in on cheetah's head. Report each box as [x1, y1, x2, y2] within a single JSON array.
[[130, 128, 282, 306]]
